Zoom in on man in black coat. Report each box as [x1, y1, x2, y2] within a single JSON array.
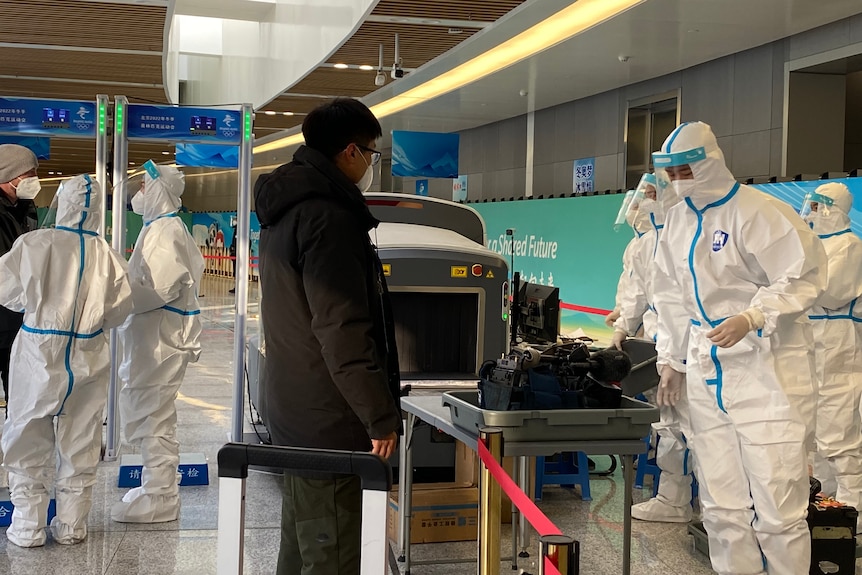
[[0, 144, 40, 410], [254, 98, 401, 575]]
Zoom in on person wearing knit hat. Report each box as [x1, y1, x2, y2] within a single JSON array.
[[0, 144, 40, 414]]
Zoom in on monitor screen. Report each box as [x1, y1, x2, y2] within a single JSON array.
[[517, 281, 560, 345], [190, 115, 217, 135], [42, 107, 71, 128]]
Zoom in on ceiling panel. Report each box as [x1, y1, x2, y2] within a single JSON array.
[[370, 0, 526, 22], [0, 79, 168, 104], [0, 0, 165, 51], [0, 48, 163, 84]]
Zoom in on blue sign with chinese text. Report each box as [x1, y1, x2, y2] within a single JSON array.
[[573, 157, 595, 194], [0, 97, 96, 138], [127, 104, 242, 144]]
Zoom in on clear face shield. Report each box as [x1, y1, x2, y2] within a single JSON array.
[[613, 189, 643, 231], [799, 191, 835, 220], [652, 145, 706, 203]]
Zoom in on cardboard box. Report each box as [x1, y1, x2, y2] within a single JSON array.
[[387, 483, 478, 544], [455, 441, 536, 522]]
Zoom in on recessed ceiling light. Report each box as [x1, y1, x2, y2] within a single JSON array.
[[359, 64, 374, 71], [282, 111, 294, 116], [161, 151, 171, 155], [48, 171, 55, 175], [334, 63, 349, 69], [264, 110, 277, 115], [129, 162, 136, 165], [57, 171, 62, 175]]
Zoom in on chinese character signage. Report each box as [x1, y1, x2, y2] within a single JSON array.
[[0, 97, 96, 138], [573, 157, 595, 195], [127, 104, 242, 144]]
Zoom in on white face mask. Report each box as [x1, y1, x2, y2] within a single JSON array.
[[13, 176, 41, 200], [357, 152, 373, 193], [131, 192, 146, 215], [671, 179, 696, 198]]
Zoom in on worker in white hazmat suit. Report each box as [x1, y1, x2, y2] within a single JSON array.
[[0, 174, 133, 547], [111, 161, 204, 524], [651, 121, 826, 575], [605, 189, 653, 328], [611, 173, 693, 523], [800, 182, 862, 523]]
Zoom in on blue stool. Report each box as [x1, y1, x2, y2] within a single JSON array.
[[634, 433, 700, 506], [634, 433, 661, 496], [534, 452, 591, 501]]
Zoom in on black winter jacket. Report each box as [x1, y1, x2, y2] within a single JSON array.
[[0, 196, 35, 345], [254, 146, 401, 454]]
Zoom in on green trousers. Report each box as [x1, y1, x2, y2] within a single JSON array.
[[276, 473, 363, 575]]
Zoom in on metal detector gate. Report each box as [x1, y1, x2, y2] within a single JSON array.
[[106, 98, 254, 460]]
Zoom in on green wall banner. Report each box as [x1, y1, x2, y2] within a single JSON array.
[[472, 195, 632, 340]]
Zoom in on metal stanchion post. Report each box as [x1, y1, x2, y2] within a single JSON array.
[[479, 427, 503, 575], [519, 455, 531, 557], [538, 534, 579, 575], [511, 455, 520, 571]]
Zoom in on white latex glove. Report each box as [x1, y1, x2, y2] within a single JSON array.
[[611, 329, 627, 351], [604, 309, 620, 328], [706, 311, 761, 348], [656, 365, 685, 407]]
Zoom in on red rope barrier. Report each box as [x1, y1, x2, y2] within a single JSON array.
[[476, 440, 561, 537], [560, 301, 611, 316], [544, 556, 563, 575]]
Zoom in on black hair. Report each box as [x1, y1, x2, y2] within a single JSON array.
[[302, 98, 382, 160]]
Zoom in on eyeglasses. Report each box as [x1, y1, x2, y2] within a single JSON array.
[[356, 144, 382, 167]]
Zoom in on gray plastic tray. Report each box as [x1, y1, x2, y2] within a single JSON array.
[[619, 338, 659, 397], [441, 390, 658, 443]]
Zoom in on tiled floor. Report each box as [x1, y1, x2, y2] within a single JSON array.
[[0, 276, 723, 574]]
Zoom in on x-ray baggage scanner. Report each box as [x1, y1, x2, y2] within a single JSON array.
[[365, 194, 507, 379]]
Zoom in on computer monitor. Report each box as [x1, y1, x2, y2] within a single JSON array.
[[517, 281, 560, 345]]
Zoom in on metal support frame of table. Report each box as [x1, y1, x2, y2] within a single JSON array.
[[397, 395, 645, 575]]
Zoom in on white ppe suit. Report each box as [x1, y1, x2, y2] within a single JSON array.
[[608, 192, 653, 326], [614, 174, 693, 523], [652, 122, 826, 575], [0, 174, 133, 547], [111, 163, 204, 523], [802, 183, 862, 519]]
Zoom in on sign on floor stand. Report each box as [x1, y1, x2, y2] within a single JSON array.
[[105, 98, 255, 480]]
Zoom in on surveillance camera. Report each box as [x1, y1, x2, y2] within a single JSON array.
[[391, 65, 404, 79], [618, 55, 631, 63], [375, 72, 387, 87]]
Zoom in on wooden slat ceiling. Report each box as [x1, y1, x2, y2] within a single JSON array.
[[0, 0, 527, 177]]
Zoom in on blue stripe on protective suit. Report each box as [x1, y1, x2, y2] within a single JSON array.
[[145, 212, 179, 227], [810, 297, 862, 323], [56, 175, 93, 416], [684, 183, 741, 414], [161, 305, 201, 316], [818, 228, 851, 240], [22, 325, 103, 339]]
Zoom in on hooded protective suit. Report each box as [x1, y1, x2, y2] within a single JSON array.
[[802, 183, 862, 521], [607, 191, 653, 327], [614, 173, 693, 523], [0, 174, 132, 547], [111, 163, 204, 524], [652, 122, 826, 575]]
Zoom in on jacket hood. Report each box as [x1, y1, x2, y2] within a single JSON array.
[[255, 145, 378, 231], [56, 174, 102, 232]]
